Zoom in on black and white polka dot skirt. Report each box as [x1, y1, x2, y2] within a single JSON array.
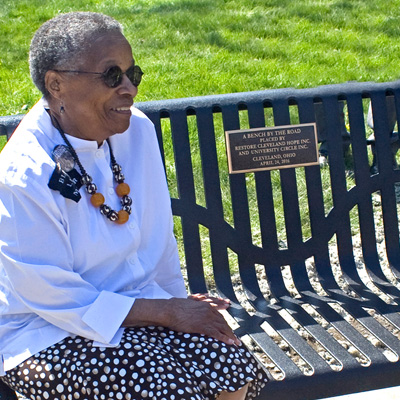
[[1, 326, 268, 399]]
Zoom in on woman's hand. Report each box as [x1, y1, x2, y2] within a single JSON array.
[[165, 297, 240, 346], [123, 296, 240, 346]]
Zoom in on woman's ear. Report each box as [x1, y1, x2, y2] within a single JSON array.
[[45, 70, 62, 100]]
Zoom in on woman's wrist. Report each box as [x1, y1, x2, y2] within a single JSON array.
[[122, 298, 172, 328]]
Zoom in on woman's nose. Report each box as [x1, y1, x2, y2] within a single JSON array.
[[118, 74, 138, 97]]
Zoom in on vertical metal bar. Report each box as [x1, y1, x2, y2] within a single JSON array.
[[170, 109, 207, 293]]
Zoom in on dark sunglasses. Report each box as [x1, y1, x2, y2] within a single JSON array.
[[53, 64, 144, 88]]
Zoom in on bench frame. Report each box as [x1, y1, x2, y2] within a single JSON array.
[[2, 80, 400, 399]]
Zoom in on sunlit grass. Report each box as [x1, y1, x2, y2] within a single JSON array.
[[1, 0, 400, 115]]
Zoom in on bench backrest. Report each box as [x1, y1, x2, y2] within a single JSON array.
[[1, 82, 399, 300], [136, 82, 400, 302]]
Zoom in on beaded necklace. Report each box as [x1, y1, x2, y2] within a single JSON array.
[[51, 116, 132, 224]]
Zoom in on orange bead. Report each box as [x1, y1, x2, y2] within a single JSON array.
[[116, 182, 130, 197], [116, 210, 130, 224], [90, 192, 105, 207]]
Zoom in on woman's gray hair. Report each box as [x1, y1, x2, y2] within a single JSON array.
[[29, 12, 123, 97]]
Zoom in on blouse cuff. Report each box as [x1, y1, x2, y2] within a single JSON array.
[[82, 290, 135, 344]]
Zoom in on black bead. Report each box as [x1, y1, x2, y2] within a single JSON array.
[[112, 163, 122, 173], [81, 174, 92, 185], [115, 172, 125, 183], [122, 205, 132, 215], [86, 183, 97, 194], [108, 210, 118, 221], [121, 195, 133, 206], [100, 204, 111, 216]]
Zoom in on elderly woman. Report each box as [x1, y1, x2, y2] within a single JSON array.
[[0, 11, 267, 400]]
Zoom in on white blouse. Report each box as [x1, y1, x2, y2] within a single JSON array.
[[0, 99, 187, 375]]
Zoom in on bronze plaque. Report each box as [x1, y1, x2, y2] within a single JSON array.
[[225, 123, 318, 174]]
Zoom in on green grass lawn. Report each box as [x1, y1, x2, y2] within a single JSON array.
[[1, 0, 400, 115]]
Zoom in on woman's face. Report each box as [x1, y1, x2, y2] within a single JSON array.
[[53, 32, 138, 144]]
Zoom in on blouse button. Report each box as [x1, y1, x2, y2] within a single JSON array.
[[108, 188, 114, 196], [129, 258, 136, 265], [95, 150, 103, 158], [129, 223, 135, 230]]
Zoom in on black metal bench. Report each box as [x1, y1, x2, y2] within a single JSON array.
[[2, 80, 400, 400]]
